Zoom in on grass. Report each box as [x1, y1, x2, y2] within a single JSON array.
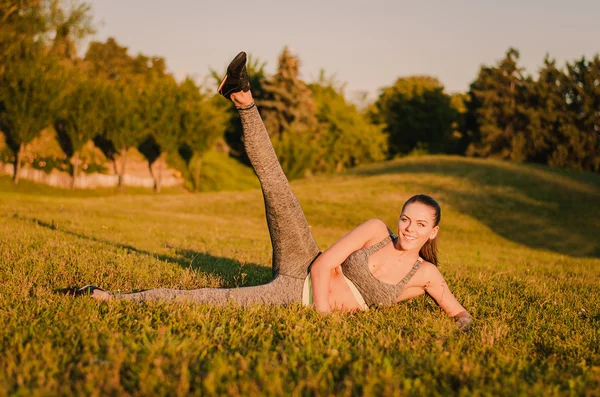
[[0, 155, 598, 396]]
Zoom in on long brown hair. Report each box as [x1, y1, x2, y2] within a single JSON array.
[[401, 194, 441, 266]]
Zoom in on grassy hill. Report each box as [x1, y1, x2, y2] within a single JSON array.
[[0, 155, 598, 395]]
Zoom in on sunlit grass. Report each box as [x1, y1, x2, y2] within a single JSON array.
[[0, 155, 598, 395]]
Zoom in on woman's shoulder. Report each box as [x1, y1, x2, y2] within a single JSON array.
[[356, 219, 392, 242], [359, 218, 390, 233], [418, 259, 442, 277]]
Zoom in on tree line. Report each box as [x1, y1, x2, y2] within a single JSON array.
[[1, 1, 598, 195], [368, 49, 599, 173], [1, 1, 229, 191]]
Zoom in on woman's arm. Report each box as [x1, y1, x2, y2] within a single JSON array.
[[421, 263, 472, 330], [421, 263, 467, 317], [310, 219, 384, 313]]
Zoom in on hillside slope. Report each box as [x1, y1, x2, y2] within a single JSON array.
[[0, 155, 598, 395]]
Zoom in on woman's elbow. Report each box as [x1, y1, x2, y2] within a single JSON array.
[[310, 252, 337, 274]]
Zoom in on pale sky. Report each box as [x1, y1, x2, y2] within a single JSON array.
[[85, 0, 599, 102]]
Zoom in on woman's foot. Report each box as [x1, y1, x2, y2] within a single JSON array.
[[218, 52, 250, 97], [75, 285, 113, 301]]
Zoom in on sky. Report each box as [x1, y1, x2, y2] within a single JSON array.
[[85, 0, 599, 102]]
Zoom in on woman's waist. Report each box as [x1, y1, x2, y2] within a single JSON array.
[[303, 268, 368, 311]]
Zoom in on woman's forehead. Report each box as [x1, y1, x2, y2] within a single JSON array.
[[401, 202, 436, 220]]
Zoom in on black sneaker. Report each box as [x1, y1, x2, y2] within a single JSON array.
[[218, 51, 251, 100]]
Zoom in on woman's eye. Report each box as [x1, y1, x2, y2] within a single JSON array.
[[418, 223, 425, 227]]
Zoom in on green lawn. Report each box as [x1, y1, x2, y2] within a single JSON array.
[[0, 155, 598, 396]]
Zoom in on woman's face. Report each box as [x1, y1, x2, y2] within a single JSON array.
[[397, 202, 439, 251]]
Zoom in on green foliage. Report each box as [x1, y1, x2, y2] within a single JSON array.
[[309, 77, 387, 173], [466, 49, 600, 172], [0, 1, 47, 62], [177, 79, 229, 191], [369, 76, 460, 156], [0, 39, 66, 182], [195, 150, 260, 192], [54, 69, 105, 187], [0, 0, 94, 184], [260, 47, 318, 137], [260, 47, 319, 178], [137, 75, 180, 192], [466, 48, 534, 161], [84, 38, 150, 189], [48, 0, 94, 60], [0, 156, 599, 395], [554, 56, 600, 172], [101, 81, 144, 153]]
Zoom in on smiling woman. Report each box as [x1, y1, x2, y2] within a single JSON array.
[[78, 52, 472, 331]]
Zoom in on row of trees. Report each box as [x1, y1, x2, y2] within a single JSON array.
[[225, 47, 599, 175], [465, 49, 599, 172], [219, 48, 388, 179], [0, 1, 388, 190], [0, 1, 228, 191], [2, 2, 598, 193]]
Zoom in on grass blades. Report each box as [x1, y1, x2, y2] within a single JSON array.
[[0, 155, 598, 396]]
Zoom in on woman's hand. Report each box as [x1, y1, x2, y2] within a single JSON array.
[[454, 310, 473, 331]]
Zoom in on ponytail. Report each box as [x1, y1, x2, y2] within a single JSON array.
[[419, 235, 439, 266]]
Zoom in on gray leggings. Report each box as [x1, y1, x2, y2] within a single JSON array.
[[113, 103, 321, 305]]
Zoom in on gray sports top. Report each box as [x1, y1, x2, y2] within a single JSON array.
[[340, 228, 423, 307]]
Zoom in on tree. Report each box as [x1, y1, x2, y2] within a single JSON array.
[[259, 47, 319, 178], [0, 40, 65, 184], [137, 75, 179, 192], [556, 56, 600, 172], [0, 1, 46, 61], [84, 38, 149, 190], [524, 56, 569, 165], [465, 48, 534, 161], [177, 78, 228, 191], [48, 0, 94, 61], [369, 76, 459, 157], [54, 70, 104, 188], [100, 79, 144, 190], [309, 74, 387, 173]]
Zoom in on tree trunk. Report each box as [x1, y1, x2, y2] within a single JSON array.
[[71, 152, 79, 189], [118, 147, 127, 191], [192, 157, 202, 192], [148, 158, 162, 193], [157, 156, 164, 193], [13, 142, 24, 185]]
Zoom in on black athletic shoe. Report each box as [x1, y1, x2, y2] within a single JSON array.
[[218, 51, 251, 100]]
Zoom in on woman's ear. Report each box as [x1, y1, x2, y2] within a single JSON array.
[[429, 225, 439, 240]]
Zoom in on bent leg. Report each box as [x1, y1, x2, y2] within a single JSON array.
[[238, 103, 320, 279], [111, 275, 304, 306]]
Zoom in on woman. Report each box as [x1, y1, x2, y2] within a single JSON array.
[[79, 52, 472, 331]]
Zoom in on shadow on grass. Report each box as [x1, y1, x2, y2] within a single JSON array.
[[351, 156, 600, 258], [23, 216, 273, 287]]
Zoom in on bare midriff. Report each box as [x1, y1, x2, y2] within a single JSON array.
[[328, 267, 362, 311]]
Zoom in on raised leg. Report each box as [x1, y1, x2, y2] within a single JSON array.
[[237, 101, 320, 279]]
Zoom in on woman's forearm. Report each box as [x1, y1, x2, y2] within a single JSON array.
[[425, 279, 467, 317]]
